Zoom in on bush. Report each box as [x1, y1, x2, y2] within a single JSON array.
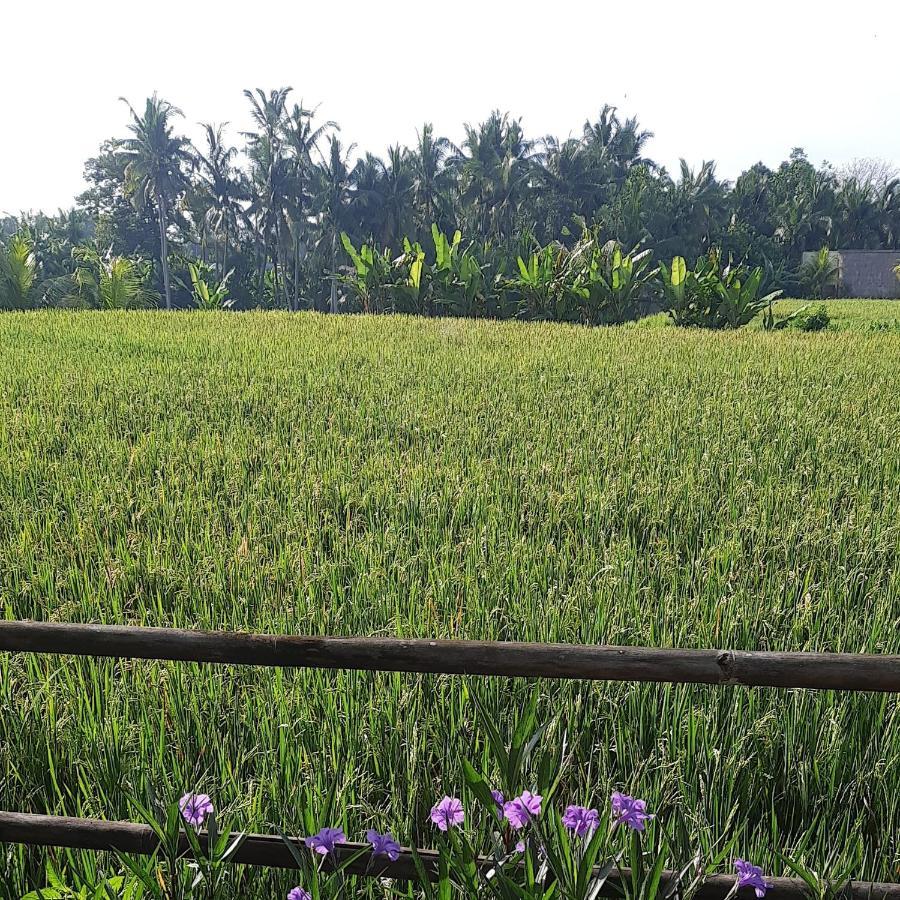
[[793, 303, 830, 332]]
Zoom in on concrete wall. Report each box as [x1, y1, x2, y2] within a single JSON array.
[[801, 250, 900, 298]]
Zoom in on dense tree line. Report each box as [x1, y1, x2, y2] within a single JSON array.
[[2, 89, 899, 312]]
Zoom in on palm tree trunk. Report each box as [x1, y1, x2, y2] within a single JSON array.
[[293, 230, 300, 312], [156, 189, 173, 310], [329, 230, 338, 314]]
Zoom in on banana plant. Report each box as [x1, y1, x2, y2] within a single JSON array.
[[389, 237, 427, 314], [716, 264, 782, 328], [569, 238, 656, 325], [187, 261, 235, 309], [512, 243, 577, 322], [658, 253, 721, 327], [339, 232, 393, 312], [431, 224, 486, 317]]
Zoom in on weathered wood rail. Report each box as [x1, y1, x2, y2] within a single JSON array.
[[3, 811, 900, 900], [2, 619, 900, 897], [2, 620, 899, 691]]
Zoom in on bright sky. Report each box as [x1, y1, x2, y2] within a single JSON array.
[[3, 0, 898, 215]]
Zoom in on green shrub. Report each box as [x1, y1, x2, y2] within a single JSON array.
[[793, 303, 831, 331]]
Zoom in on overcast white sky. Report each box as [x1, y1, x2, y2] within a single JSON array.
[[3, 0, 898, 214]]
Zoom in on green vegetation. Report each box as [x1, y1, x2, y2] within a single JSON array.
[[1, 311, 898, 897], [766, 299, 900, 332], [2, 91, 900, 313]]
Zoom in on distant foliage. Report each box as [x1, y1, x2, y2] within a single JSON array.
[[68, 246, 157, 309], [340, 224, 659, 324], [4, 92, 900, 312]]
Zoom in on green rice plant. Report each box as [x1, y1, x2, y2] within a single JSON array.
[[0, 311, 898, 897]]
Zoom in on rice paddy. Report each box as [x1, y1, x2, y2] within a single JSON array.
[[1, 305, 899, 896]]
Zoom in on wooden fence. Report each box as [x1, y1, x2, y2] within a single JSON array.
[[2, 619, 900, 899]]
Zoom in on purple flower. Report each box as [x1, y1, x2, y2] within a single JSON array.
[[179, 793, 213, 828], [288, 889, 311, 900], [503, 791, 543, 830], [430, 796, 465, 831], [563, 804, 600, 837], [735, 859, 772, 898], [491, 790, 505, 808], [611, 792, 653, 832], [305, 826, 346, 856], [367, 829, 401, 861], [515, 839, 526, 853]]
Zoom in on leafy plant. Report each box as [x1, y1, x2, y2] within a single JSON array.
[[792, 303, 830, 331], [569, 235, 657, 324], [67, 246, 156, 309], [431, 225, 486, 317], [339, 232, 394, 312], [512, 243, 576, 322], [20, 860, 145, 899], [716, 264, 782, 328], [661, 251, 781, 329], [799, 247, 840, 299], [0, 232, 38, 309], [186, 261, 235, 310], [114, 792, 246, 900], [390, 237, 427, 314], [658, 252, 722, 327]]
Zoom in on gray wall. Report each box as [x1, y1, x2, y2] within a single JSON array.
[[802, 250, 900, 298]]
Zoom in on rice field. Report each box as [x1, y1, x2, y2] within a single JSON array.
[[1, 305, 899, 896]]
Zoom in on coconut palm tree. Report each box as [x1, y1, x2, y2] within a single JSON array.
[[833, 178, 882, 249], [450, 111, 541, 240], [282, 102, 335, 309], [360, 146, 415, 248], [70, 245, 155, 309], [411, 123, 453, 237], [312, 136, 357, 312], [538, 136, 604, 238], [668, 160, 728, 257], [878, 179, 900, 249], [583, 105, 654, 183], [243, 87, 293, 306], [194, 123, 245, 278], [118, 94, 193, 309]]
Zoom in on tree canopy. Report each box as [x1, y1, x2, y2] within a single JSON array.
[[2, 90, 898, 311]]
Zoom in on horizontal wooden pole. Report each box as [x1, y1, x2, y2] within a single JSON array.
[[1, 621, 899, 691], [3, 812, 899, 900]]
